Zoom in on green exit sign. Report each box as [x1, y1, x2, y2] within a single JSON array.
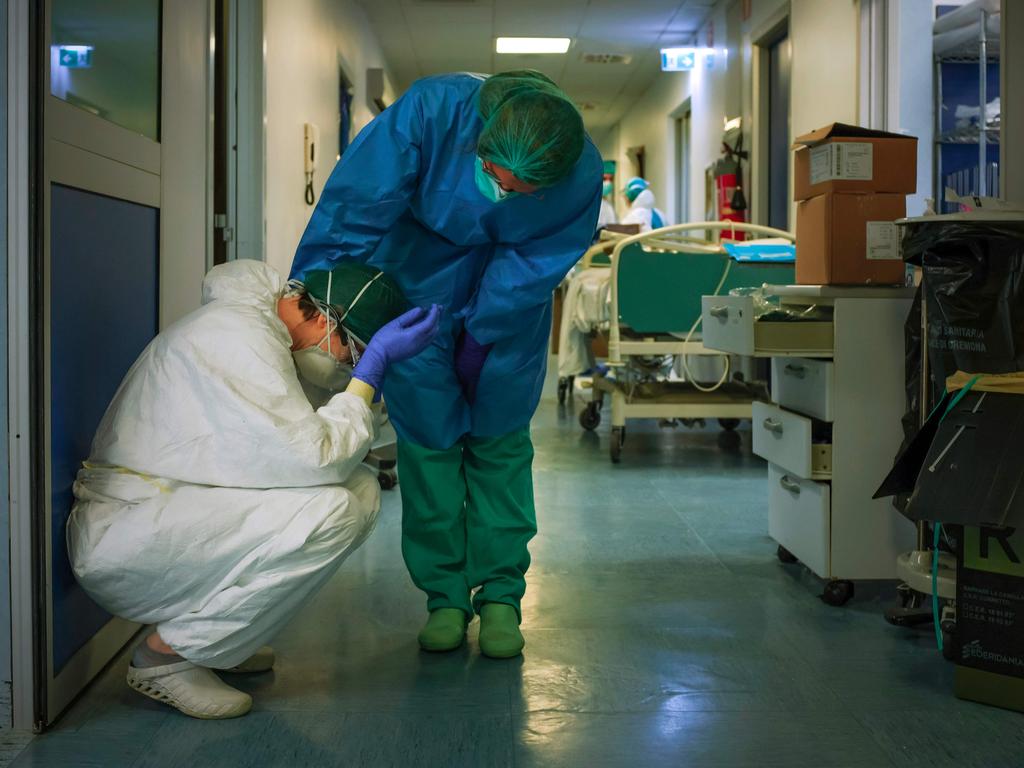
[[58, 46, 93, 68]]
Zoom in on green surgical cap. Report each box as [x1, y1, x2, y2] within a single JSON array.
[[301, 263, 410, 344], [476, 70, 584, 188], [624, 177, 649, 202]]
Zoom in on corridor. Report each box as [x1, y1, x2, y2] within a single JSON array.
[[8, 382, 1017, 767]]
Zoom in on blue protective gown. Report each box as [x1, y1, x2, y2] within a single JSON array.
[[291, 74, 603, 450]]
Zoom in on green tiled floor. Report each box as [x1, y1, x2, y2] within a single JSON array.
[[11, 376, 1019, 767]]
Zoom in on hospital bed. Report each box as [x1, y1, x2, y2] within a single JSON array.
[[567, 222, 796, 463], [555, 232, 622, 402]]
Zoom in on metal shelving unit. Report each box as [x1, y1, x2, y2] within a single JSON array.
[[933, 7, 1000, 210]]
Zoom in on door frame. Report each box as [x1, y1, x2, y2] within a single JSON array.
[[670, 99, 691, 224], [751, 6, 789, 228], [858, 0, 901, 132], [234, 0, 264, 262], [213, 0, 264, 263], [8, 0, 40, 732]]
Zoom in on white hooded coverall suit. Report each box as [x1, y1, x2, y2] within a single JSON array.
[[67, 261, 380, 669], [620, 189, 666, 233]]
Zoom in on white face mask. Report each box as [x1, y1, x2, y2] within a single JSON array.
[[292, 315, 352, 393], [293, 343, 352, 392]]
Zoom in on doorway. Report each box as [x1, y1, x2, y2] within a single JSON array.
[[674, 105, 691, 224], [212, 0, 264, 264], [766, 32, 791, 230], [755, 14, 791, 232]]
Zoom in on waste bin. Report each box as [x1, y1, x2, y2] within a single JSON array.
[[902, 214, 1024, 391]]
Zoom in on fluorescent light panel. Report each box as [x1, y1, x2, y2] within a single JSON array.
[[496, 37, 571, 54]]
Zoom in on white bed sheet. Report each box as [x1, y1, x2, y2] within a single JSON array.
[[557, 267, 612, 378]]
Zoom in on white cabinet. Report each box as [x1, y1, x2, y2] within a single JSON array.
[[701, 294, 834, 357], [768, 465, 831, 578], [771, 357, 835, 422], [704, 287, 917, 588], [752, 402, 832, 480]]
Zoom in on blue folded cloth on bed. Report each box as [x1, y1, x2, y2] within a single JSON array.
[[723, 241, 796, 263]]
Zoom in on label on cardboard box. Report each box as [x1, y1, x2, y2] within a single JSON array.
[[958, 526, 1024, 680], [866, 221, 901, 261], [809, 142, 874, 185]]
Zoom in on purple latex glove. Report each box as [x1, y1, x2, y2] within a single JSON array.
[[454, 330, 493, 405], [353, 304, 442, 391]]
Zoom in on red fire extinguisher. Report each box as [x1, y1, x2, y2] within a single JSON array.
[[714, 135, 749, 241]]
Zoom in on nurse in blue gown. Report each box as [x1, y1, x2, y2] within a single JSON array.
[[291, 70, 601, 658]]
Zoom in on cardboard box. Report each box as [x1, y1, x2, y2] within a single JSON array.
[[796, 192, 906, 285], [793, 123, 918, 201], [955, 524, 1024, 712]]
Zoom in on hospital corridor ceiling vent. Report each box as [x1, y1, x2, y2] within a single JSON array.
[[581, 52, 633, 65]]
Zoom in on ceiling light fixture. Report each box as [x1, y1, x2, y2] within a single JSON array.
[[496, 37, 571, 54]]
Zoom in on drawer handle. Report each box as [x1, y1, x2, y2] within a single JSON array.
[[780, 475, 802, 495], [784, 364, 807, 379], [709, 305, 729, 319], [763, 418, 784, 435]]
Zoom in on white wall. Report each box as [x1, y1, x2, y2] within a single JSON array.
[[606, 0, 868, 229], [264, 0, 392, 278], [594, 124, 619, 164], [789, 0, 859, 136]]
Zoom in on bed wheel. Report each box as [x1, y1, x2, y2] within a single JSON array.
[[557, 376, 573, 405], [777, 545, 798, 564], [610, 426, 625, 463], [717, 429, 742, 452], [579, 401, 601, 431], [378, 469, 398, 491], [821, 580, 855, 607]]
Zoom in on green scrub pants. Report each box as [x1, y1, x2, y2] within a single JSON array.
[[398, 428, 536, 619]]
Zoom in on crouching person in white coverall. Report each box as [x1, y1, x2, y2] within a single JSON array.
[[67, 259, 440, 720]]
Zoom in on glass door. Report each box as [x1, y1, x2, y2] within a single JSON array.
[[42, 0, 162, 725]]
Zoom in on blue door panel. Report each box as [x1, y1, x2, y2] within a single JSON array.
[[50, 183, 158, 672]]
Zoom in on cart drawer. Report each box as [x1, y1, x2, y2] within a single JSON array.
[[752, 402, 832, 479], [701, 295, 833, 357], [769, 464, 831, 579], [771, 357, 835, 422]]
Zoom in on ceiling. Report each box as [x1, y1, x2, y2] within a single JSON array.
[[355, 0, 718, 132]]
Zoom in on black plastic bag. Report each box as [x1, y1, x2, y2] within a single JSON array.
[[903, 220, 1024, 378], [878, 389, 1024, 529]]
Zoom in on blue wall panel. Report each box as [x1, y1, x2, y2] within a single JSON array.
[[50, 183, 158, 673]]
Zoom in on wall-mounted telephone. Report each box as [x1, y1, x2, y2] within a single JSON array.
[[304, 122, 320, 206]]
